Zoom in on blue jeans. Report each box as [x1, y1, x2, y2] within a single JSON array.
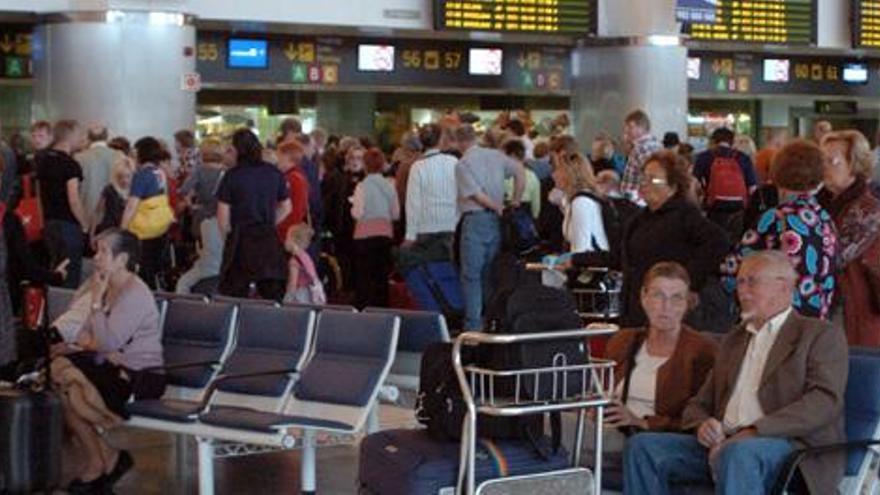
[[624, 432, 792, 495], [44, 220, 83, 289], [459, 211, 501, 330]]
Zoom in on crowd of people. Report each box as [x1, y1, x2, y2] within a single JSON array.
[[0, 107, 876, 493]]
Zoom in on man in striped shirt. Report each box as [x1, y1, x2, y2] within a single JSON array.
[[404, 124, 459, 255], [620, 109, 662, 203]]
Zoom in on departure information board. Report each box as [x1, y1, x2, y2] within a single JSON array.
[[854, 1, 880, 48], [434, 0, 596, 35], [677, 0, 817, 45]]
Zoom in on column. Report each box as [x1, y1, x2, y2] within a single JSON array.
[[315, 92, 377, 138], [32, 9, 196, 146], [572, 0, 686, 144]]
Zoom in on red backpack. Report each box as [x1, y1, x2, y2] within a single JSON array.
[[705, 152, 748, 207]]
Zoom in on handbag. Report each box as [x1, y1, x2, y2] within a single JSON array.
[[15, 174, 43, 243], [128, 170, 174, 240]]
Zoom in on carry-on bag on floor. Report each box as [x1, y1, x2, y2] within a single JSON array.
[[0, 388, 63, 493], [358, 428, 569, 495]]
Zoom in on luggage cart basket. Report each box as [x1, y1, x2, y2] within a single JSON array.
[[569, 267, 623, 321], [524, 263, 622, 321], [451, 324, 618, 495]]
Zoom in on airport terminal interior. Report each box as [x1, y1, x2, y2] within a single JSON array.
[[2, 0, 880, 494]]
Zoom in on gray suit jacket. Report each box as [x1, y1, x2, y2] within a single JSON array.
[[682, 310, 848, 494]]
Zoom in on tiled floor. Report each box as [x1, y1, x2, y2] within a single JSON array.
[[63, 404, 606, 494], [74, 404, 419, 495]]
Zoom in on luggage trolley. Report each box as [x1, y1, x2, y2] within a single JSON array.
[[451, 325, 618, 495], [569, 267, 623, 322]]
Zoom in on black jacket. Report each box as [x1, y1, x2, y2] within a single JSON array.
[[576, 197, 730, 327]]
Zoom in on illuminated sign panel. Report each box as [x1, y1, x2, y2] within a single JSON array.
[[434, 0, 596, 35], [854, 1, 880, 48], [677, 0, 817, 45]]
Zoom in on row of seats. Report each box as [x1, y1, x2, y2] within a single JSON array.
[[44, 287, 451, 495]]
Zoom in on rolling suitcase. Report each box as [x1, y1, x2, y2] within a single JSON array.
[[0, 388, 63, 494], [403, 262, 464, 330], [358, 428, 569, 495]]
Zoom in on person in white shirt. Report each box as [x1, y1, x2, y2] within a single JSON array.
[[403, 124, 459, 257], [550, 142, 608, 254], [624, 250, 848, 495]]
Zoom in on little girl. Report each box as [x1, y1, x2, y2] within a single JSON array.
[[283, 223, 326, 305]]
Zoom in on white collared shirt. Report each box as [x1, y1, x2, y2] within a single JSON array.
[[722, 307, 793, 432], [405, 149, 459, 241]]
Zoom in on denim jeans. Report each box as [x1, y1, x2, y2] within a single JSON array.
[[43, 220, 83, 289], [459, 210, 501, 330], [623, 432, 792, 495]]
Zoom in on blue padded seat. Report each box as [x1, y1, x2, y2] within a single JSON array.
[[199, 407, 354, 433], [294, 311, 397, 407], [844, 348, 880, 475], [217, 305, 313, 396], [127, 399, 204, 423], [364, 308, 448, 352], [161, 300, 236, 388]]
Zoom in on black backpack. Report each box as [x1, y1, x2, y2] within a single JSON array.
[[501, 204, 540, 257], [415, 283, 585, 451], [572, 191, 639, 269], [415, 342, 545, 447]]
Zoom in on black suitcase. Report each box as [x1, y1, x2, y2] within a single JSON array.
[[0, 388, 63, 494], [358, 428, 570, 495]]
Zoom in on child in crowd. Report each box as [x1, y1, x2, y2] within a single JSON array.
[[283, 223, 326, 305]]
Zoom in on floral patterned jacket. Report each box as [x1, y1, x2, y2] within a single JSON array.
[[723, 193, 839, 319]]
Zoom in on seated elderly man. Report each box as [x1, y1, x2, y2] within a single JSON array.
[[623, 250, 848, 495]]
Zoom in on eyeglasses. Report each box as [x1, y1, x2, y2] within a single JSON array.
[[644, 291, 688, 306], [640, 176, 669, 186], [736, 275, 788, 287]]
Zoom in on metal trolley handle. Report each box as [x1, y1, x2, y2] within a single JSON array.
[[451, 324, 619, 495]]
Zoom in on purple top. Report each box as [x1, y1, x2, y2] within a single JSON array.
[[84, 275, 163, 371]]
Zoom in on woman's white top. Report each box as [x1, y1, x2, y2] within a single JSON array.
[[615, 344, 669, 418], [562, 192, 609, 253]]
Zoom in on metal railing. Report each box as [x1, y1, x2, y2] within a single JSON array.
[[451, 324, 618, 495]]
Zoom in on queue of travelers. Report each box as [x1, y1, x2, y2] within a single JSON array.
[[0, 108, 876, 494]]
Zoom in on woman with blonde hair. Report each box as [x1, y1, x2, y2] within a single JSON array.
[[734, 133, 757, 160], [820, 130, 880, 344], [551, 142, 608, 254], [91, 156, 133, 243]]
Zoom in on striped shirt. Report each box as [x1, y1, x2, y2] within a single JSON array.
[[405, 149, 459, 241], [620, 134, 662, 202]]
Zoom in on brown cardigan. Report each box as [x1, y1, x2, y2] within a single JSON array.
[[605, 326, 718, 431]]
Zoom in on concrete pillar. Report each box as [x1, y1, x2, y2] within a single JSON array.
[[315, 92, 376, 138], [32, 9, 196, 146], [572, 0, 686, 144]]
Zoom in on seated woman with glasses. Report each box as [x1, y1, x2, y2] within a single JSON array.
[[582, 262, 718, 488], [575, 150, 730, 328], [605, 261, 719, 433]]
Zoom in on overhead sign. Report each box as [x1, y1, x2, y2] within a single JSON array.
[[0, 25, 32, 79], [434, 0, 596, 35], [678, 0, 817, 45], [689, 51, 880, 96], [196, 32, 571, 94], [854, 0, 880, 48]]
